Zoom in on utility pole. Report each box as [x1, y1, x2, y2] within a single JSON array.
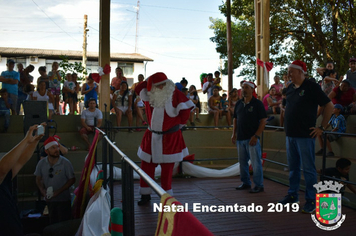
[[135, 1, 140, 53], [83, 14, 89, 68], [226, 0, 233, 94]]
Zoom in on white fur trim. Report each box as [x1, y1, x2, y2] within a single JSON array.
[[45, 141, 58, 150], [289, 64, 306, 74], [139, 88, 149, 102], [137, 147, 189, 163], [165, 99, 194, 118], [153, 79, 168, 86], [242, 81, 255, 89]]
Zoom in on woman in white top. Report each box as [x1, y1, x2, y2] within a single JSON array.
[[111, 81, 133, 131], [32, 80, 55, 119]]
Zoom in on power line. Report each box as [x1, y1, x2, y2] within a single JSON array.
[[30, 0, 78, 42], [0, 29, 81, 34], [87, 25, 215, 60], [111, 1, 220, 13]]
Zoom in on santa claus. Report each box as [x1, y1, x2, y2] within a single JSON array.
[[135, 72, 194, 205]]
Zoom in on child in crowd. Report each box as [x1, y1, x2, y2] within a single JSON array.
[[316, 104, 346, 157], [17, 63, 24, 73], [110, 86, 115, 112], [214, 71, 222, 90], [32, 81, 55, 119], [182, 88, 196, 127], [48, 62, 61, 114], [23, 84, 35, 101], [220, 93, 228, 112], [62, 73, 76, 115], [188, 85, 201, 124], [37, 66, 49, 90], [182, 87, 189, 98], [279, 88, 287, 128], [71, 73, 80, 115], [134, 92, 147, 131], [0, 89, 12, 132], [320, 158, 356, 203]]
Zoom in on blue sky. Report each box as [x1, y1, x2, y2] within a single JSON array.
[[1, 0, 246, 88]]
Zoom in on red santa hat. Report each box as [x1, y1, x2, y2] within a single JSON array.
[[44, 136, 59, 150], [289, 60, 307, 74], [147, 72, 168, 92], [242, 81, 256, 89]]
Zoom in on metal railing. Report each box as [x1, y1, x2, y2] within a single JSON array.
[[263, 125, 356, 189], [95, 127, 165, 236]]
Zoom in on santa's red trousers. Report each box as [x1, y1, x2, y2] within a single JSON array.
[[140, 161, 175, 191]]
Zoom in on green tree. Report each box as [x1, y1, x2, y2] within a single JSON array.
[[210, 0, 356, 80], [58, 55, 88, 82]]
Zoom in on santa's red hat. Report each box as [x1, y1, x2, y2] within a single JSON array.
[[44, 136, 59, 150], [242, 81, 256, 89], [147, 72, 168, 92], [289, 60, 307, 74]]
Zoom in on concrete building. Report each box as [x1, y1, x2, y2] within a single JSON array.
[[0, 47, 153, 87]]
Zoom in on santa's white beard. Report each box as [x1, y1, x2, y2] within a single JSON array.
[[148, 80, 175, 108]]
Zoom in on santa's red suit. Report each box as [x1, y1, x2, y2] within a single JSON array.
[[135, 73, 194, 196]]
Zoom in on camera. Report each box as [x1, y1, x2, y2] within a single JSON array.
[[37, 125, 44, 136]]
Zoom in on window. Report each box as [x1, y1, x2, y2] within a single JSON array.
[[117, 63, 134, 87]]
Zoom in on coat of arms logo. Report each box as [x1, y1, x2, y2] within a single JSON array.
[[311, 181, 346, 231]]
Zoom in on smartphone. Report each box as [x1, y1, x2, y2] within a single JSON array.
[[37, 125, 44, 136]]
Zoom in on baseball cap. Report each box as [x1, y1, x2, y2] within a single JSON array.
[[7, 59, 15, 64], [349, 57, 356, 63], [334, 104, 343, 110]]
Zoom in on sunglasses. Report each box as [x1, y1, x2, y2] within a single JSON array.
[[49, 167, 54, 178]]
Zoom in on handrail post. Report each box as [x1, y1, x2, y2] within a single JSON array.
[[109, 141, 114, 209], [321, 131, 327, 177], [122, 159, 135, 235], [102, 135, 108, 189]]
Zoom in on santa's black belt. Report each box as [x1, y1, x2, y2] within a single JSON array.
[[148, 125, 180, 135]]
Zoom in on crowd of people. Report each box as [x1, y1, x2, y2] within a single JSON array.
[[1, 58, 356, 236]]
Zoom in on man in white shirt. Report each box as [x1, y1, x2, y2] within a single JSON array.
[[79, 98, 103, 150]]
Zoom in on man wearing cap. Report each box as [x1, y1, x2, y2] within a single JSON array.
[[0, 59, 20, 115], [135, 72, 194, 205], [279, 60, 333, 213], [346, 57, 356, 90], [40, 135, 68, 159], [231, 81, 267, 193], [34, 136, 75, 224]]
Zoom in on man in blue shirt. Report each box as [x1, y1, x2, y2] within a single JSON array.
[[1, 59, 20, 115]]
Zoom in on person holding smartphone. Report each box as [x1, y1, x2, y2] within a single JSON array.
[[0, 124, 44, 236]]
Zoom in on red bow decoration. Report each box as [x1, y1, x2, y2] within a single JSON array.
[[91, 73, 102, 83], [103, 64, 111, 75], [257, 58, 273, 71]]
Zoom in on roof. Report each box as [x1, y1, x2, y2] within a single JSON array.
[[0, 47, 153, 63]]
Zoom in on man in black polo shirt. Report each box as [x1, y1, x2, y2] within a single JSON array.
[[279, 60, 333, 213], [231, 81, 267, 193]]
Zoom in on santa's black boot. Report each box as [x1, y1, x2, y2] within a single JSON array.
[[138, 194, 151, 206]]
